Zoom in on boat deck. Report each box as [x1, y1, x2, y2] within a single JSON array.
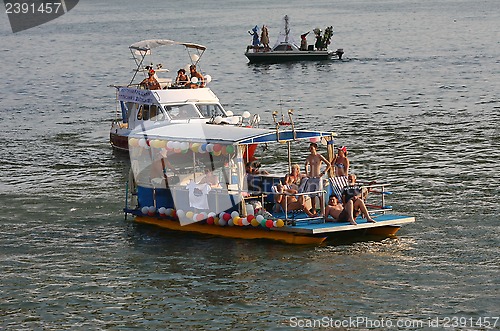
[[271, 214, 415, 235]]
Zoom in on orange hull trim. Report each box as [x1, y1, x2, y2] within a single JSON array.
[[135, 216, 327, 245], [365, 225, 401, 236]]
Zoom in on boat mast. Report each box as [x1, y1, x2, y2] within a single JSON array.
[[284, 15, 290, 43]]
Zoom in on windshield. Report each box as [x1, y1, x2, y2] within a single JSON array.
[[196, 103, 226, 118], [163, 104, 202, 120]]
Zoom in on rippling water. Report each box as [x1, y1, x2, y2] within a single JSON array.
[[0, 0, 498, 329]]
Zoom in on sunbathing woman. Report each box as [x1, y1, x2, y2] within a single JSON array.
[[274, 184, 316, 217]]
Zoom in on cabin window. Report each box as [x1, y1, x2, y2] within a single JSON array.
[[137, 104, 165, 121], [125, 102, 137, 122], [196, 104, 225, 118], [137, 104, 150, 120], [164, 104, 201, 120], [274, 45, 292, 51], [136, 105, 143, 120], [150, 105, 166, 121]]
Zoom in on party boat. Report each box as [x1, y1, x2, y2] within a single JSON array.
[[123, 109, 415, 245], [245, 15, 344, 64], [110, 39, 240, 151]]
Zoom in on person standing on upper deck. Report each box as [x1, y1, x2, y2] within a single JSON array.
[[332, 146, 349, 177], [304, 142, 331, 178], [303, 142, 331, 214]]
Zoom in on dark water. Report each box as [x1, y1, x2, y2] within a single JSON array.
[[0, 0, 498, 329]]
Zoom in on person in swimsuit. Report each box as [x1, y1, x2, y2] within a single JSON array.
[[324, 194, 376, 225], [175, 68, 189, 87], [140, 69, 161, 90], [198, 169, 220, 188], [285, 163, 306, 190], [332, 146, 349, 177], [304, 143, 331, 178], [304, 142, 331, 213], [185, 65, 205, 88], [274, 184, 316, 217]]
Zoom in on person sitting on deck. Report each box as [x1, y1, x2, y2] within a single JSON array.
[[284, 163, 306, 191], [140, 69, 161, 90], [324, 194, 376, 225], [198, 169, 220, 188], [185, 65, 205, 88], [245, 161, 269, 175], [346, 173, 370, 201], [174, 68, 190, 87], [274, 184, 317, 218]]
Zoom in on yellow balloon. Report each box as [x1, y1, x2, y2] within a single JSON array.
[[191, 143, 200, 152], [128, 138, 139, 147], [185, 211, 194, 219], [251, 219, 260, 227], [150, 139, 160, 148], [233, 216, 241, 226], [276, 219, 285, 227]]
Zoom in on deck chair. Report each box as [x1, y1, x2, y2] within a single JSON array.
[[328, 176, 349, 201]]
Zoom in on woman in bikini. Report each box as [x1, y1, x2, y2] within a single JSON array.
[[332, 146, 349, 177], [284, 164, 306, 190], [274, 184, 316, 217]]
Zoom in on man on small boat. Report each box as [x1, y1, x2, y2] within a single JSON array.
[[324, 195, 376, 225], [186, 65, 205, 88]]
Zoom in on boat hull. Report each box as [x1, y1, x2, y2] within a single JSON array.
[[130, 214, 414, 245], [134, 216, 327, 245], [110, 132, 129, 151], [245, 51, 333, 64]]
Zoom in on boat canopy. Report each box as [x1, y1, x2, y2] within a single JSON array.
[[129, 123, 333, 145], [130, 39, 207, 52]]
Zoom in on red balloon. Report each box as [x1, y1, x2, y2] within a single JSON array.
[[196, 213, 205, 222], [207, 216, 214, 225], [213, 144, 222, 152], [266, 219, 274, 228], [223, 213, 231, 221], [247, 214, 255, 221]]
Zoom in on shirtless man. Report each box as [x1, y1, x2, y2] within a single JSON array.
[[303, 142, 331, 213], [304, 143, 331, 178], [324, 195, 376, 225]]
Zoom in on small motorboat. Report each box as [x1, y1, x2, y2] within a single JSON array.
[[245, 15, 344, 64], [109, 39, 245, 151]]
